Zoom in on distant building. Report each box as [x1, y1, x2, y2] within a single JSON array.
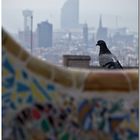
[[18, 31, 24, 46], [32, 31, 38, 48], [83, 23, 89, 47], [61, 0, 79, 29], [112, 31, 134, 47], [18, 30, 37, 50], [22, 10, 33, 48], [96, 15, 108, 41], [88, 33, 96, 48], [37, 21, 53, 48]]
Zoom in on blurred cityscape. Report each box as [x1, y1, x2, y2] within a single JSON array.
[[13, 0, 138, 67]]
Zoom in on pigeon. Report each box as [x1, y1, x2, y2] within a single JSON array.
[[96, 40, 123, 69]]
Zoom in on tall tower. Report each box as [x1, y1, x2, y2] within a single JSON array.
[[23, 10, 33, 32], [83, 23, 89, 47], [61, 0, 79, 29], [22, 10, 33, 49], [96, 15, 108, 41]]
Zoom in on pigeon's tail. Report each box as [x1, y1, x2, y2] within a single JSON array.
[[116, 60, 123, 69], [112, 55, 123, 69]]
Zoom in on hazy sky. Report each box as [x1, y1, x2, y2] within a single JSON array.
[[2, 0, 138, 33]]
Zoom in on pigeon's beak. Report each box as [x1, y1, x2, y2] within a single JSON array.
[[96, 43, 99, 46]]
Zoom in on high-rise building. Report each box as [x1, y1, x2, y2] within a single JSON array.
[[61, 0, 79, 29], [96, 15, 108, 41], [83, 23, 89, 47], [22, 10, 33, 48], [37, 21, 53, 48]]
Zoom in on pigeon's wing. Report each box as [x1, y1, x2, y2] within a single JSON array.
[[102, 62, 116, 69], [103, 61, 123, 69], [99, 54, 123, 69], [99, 54, 114, 68]]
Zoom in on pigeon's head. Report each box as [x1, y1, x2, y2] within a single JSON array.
[[96, 40, 107, 47]]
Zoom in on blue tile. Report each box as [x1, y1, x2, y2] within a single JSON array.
[[3, 76, 15, 88], [47, 84, 55, 91], [32, 78, 51, 100], [3, 58, 15, 74], [22, 70, 28, 79], [16, 82, 30, 92]]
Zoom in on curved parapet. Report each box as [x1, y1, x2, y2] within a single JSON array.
[[2, 29, 138, 140]]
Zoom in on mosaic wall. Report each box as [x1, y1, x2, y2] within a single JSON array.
[[2, 31, 139, 140]]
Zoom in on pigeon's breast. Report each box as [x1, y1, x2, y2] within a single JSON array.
[[99, 54, 114, 67]]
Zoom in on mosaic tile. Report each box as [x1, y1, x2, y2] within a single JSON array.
[[16, 82, 30, 92], [2, 30, 139, 140], [3, 58, 15, 74]]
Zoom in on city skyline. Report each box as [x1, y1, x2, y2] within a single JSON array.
[[13, 9, 138, 67], [2, 0, 138, 33]]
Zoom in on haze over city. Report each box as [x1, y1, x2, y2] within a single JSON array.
[[2, 0, 138, 33], [2, 0, 138, 68]]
